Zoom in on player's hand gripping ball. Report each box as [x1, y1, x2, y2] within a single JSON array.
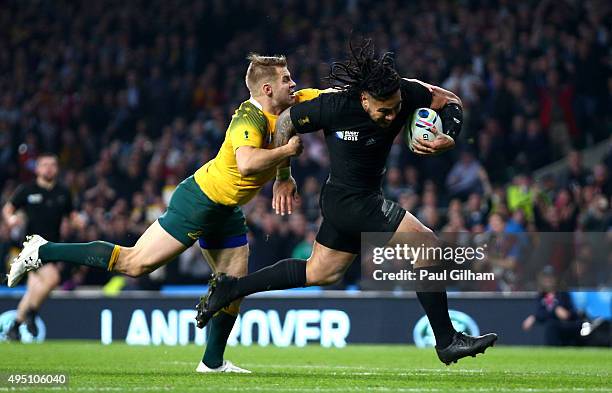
[[406, 108, 444, 153]]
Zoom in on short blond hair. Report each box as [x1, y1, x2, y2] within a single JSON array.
[[245, 53, 287, 96]]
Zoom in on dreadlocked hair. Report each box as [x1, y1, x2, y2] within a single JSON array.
[[327, 38, 400, 100]]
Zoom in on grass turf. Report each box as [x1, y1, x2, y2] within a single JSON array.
[[0, 341, 610, 392]]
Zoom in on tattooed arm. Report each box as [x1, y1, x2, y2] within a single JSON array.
[[273, 107, 301, 171], [271, 107, 304, 215]]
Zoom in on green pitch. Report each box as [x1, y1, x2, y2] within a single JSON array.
[[0, 341, 610, 392]]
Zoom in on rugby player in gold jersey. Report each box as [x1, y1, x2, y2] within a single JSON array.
[[7, 54, 330, 373]]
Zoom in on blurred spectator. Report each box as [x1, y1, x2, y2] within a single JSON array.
[[507, 174, 535, 222], [445, 150, 484, 200], [560, 150, 590, 190], [522, 266, 582, 346], [385, 167, 409, 202], [485, 213, 521, 292]]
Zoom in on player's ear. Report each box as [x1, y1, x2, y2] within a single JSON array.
[[262, 83, 273, 97], [360, 92, 369, 110]]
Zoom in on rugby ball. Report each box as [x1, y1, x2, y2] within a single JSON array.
[[406, 108, 442, 152]]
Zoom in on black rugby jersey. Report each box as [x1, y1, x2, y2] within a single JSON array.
[[290, 79, 432, 190], [9, 182, 73, 242]]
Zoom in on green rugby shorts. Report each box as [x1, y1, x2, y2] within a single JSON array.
[[158, 176, 248, 247]]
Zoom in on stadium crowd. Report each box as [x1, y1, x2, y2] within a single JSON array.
[[0, 0, 610, 290]]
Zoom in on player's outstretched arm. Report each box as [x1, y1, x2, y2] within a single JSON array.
[[234, 137, 302, 177]]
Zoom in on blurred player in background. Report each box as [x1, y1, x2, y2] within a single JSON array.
[[7, 54, 324, 372], [198, 39, 498, 365], [2, 154, 79, 341]]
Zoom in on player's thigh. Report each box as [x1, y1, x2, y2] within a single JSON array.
[[306, 241, 357, 285], [200, 244, 249, 278]]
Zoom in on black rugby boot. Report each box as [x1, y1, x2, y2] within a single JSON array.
[[195, 273, 238, 329], [436, 331, 498, 365]]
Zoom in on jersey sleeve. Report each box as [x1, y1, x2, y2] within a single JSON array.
[[290, 93, 337, 134], [9, 185, 27, 209], [294, 88, 323, 103], [229, 116, 265, 152], [401, 79, 433, 109]]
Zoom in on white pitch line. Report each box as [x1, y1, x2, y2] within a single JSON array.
[[158, 362, 609, 377], [3, 386, 609, 393], [160, 361, 485, 373]]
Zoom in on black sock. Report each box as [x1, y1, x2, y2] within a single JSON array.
[[416, 291, 455, 348], [203, 311, 237, 368], [415, 266, 455, 348], [25, 308, 38, 322], [230, 258, 307, 299]]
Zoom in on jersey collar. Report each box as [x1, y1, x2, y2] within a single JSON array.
[[248, 96, 263, 110], [249, 96, 278, 120]]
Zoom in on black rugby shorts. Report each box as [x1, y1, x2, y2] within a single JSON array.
[[316, 181, 406, 254]]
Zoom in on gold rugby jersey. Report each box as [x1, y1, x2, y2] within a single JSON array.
[[194, 88, 322, 206]]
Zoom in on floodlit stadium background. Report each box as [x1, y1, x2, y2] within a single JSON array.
[[0, 0, 610, 347]]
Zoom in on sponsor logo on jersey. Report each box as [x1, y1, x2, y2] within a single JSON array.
[[335, 131, 359, 141], [244, 130, 249, 139], [27, 194, 43, 204], [297, 116, 310, 126], [413, 310, 479, 348], [365, 138, 376, 146]]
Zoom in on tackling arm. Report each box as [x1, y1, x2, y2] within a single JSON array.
[[235, 140, 301, 177], [234, 107, 303, 177]]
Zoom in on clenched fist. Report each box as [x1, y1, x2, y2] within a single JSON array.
[[285, 135, 304, 157]]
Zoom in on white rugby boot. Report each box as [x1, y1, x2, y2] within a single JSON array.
[[196, 360, 251, 374], [6, 235, 48, 287]]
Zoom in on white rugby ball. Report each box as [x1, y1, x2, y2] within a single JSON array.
[[407, 108, 443, 152]]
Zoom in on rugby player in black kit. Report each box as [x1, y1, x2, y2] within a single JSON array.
[[2, 154, 79, 341], [197, 40, 497, 365]]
